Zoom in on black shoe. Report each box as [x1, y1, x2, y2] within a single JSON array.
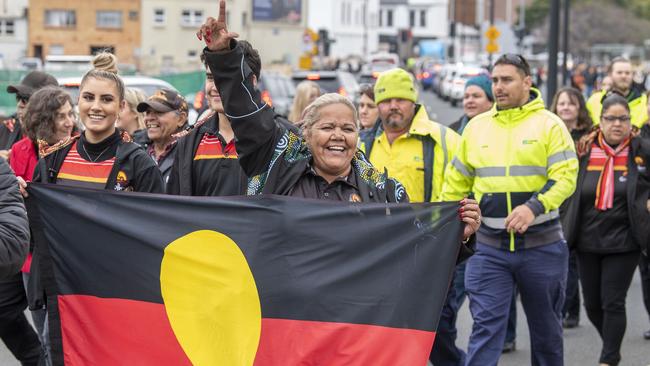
[[563, 315, 579, 329], [502, 341, 516, 353], [644, 329, 650, 340]]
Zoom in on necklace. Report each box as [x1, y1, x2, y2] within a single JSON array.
[[80, 141, 112, 163]]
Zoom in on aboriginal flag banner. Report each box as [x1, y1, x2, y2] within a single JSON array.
[[29, 184, 462, 366]]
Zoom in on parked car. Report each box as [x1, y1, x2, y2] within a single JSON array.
[[416, 59, 442, 91], [291, 70, 360, 103], [57, 76, 178, 103], [448, 66, 488, 106], [257, 72, 295, 117]]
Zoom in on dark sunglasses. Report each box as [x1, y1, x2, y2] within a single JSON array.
[[496, 54, 531, 76], [15, 95, 29, 104]]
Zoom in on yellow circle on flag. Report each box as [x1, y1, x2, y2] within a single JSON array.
[[160, 230, 261, 365]]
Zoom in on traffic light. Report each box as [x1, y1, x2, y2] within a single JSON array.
[[318, 29, 335, 56], [399, 29, 412, 43]]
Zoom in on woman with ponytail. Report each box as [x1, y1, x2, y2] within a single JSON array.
[[562, 92, 650, 366], [32, 52, 163, 193]]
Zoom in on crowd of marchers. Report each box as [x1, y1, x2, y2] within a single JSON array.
[[0, 3, 649, 366]]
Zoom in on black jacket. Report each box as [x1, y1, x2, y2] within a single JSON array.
[[28, 134, 163, 309], [136, 131, 181, 188], [562, 137, 650, 254], [205, 43, 406, 203], [33, 135, 164, 193], [0, 115, 22, 151], [0, 158, 29, 279]]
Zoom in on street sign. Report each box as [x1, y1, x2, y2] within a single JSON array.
[[485, 26, 500, 40], [486, 41, 499, 54]]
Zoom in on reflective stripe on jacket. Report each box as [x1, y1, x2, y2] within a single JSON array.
[[442, 88, 579, 250], [360, 105, 460, 203]]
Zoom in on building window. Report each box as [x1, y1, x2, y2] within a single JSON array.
[[44, 10, 76, 28], [341, 2, 346, 25], [409, 10, 415, 27], [5, 20, 14, 35], [96, 11, 122, 29], [347, 3, 352, 25], [49, 44, 64, 55], [129, 10, 138, 21], [181, 9, 204, 27], [420, 10, 426, 27], [387, 9, 393, 27], [242, 12, 247, 27], [187, 50, 197, 59], [379, 9, 383, 27], [154, 8, 165, 25]]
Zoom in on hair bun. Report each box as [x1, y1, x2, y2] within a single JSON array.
[[92, 52, 119, 74]]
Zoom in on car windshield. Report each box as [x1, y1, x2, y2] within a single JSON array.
[[293, 76, 340, 94]]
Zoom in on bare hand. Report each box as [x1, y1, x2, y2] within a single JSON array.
[[505, 205, 535, 234], [459, 198, 481, 240], [16, 176, 27, 198], [196, 0, 239, 52], [0, 149, 9, 161]]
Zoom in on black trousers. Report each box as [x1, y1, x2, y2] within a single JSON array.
[[640, 254, 650, 323], [578, 250, 639, 366], [563, 250, 581, 319], [0, 274, 41, 366]]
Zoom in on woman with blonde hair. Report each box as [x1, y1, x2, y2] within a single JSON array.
[[288, 80, 320, 123], [118, 87, 147, 143]]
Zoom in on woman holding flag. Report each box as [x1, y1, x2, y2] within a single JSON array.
[[195, 0, 481, 241]]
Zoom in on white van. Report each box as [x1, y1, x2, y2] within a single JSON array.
[[44, 55, 93, 73]]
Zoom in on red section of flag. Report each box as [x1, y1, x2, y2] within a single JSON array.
[[254, 318, 436, 365], [58, 295, 191, 365]]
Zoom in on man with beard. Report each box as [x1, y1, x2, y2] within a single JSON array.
[[360, 68, 460, 204], [587, 57, 648, 128], [442, 54, 578, 365], [359, 68, 463, 365]]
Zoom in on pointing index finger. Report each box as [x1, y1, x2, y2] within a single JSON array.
[[218, 0, 226, 23]]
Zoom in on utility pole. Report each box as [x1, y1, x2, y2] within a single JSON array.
[[562, 0, 570, 86], [450, 0, 456, 62], [488, 0, 495, 66], [548, 0, 560, 104], [362, 0, 369, 59]]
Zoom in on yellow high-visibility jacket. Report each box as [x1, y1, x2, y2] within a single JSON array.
[[587, 89, 648, 128], [442, 89, 578, 250], [360, 105, 460, 203]]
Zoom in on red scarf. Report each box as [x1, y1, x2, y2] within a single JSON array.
[[589, 132, 630, 211]]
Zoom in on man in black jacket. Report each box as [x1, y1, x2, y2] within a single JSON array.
[[167, 40, 295, 196], [0, 157, 38, 365]]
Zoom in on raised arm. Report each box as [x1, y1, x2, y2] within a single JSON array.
[[198, 0, 284, 177]]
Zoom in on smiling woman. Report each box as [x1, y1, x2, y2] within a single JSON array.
[[31, 52, 164, 194]]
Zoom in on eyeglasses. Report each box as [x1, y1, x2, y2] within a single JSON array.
[[601, 115, 631, 123], [15, 95, 29, 104]]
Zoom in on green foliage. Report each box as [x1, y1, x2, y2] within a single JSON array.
[[525, 0, 650, 30]]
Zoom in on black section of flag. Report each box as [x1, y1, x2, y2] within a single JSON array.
[[30, 184, 461, 332]]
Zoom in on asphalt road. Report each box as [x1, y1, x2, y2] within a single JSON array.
[[2, 91, 649, 365]]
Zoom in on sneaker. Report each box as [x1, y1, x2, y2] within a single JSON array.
[[502, 340, 516, 353], [563, 315, 579, 329], [644, 329, 650, 340]]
